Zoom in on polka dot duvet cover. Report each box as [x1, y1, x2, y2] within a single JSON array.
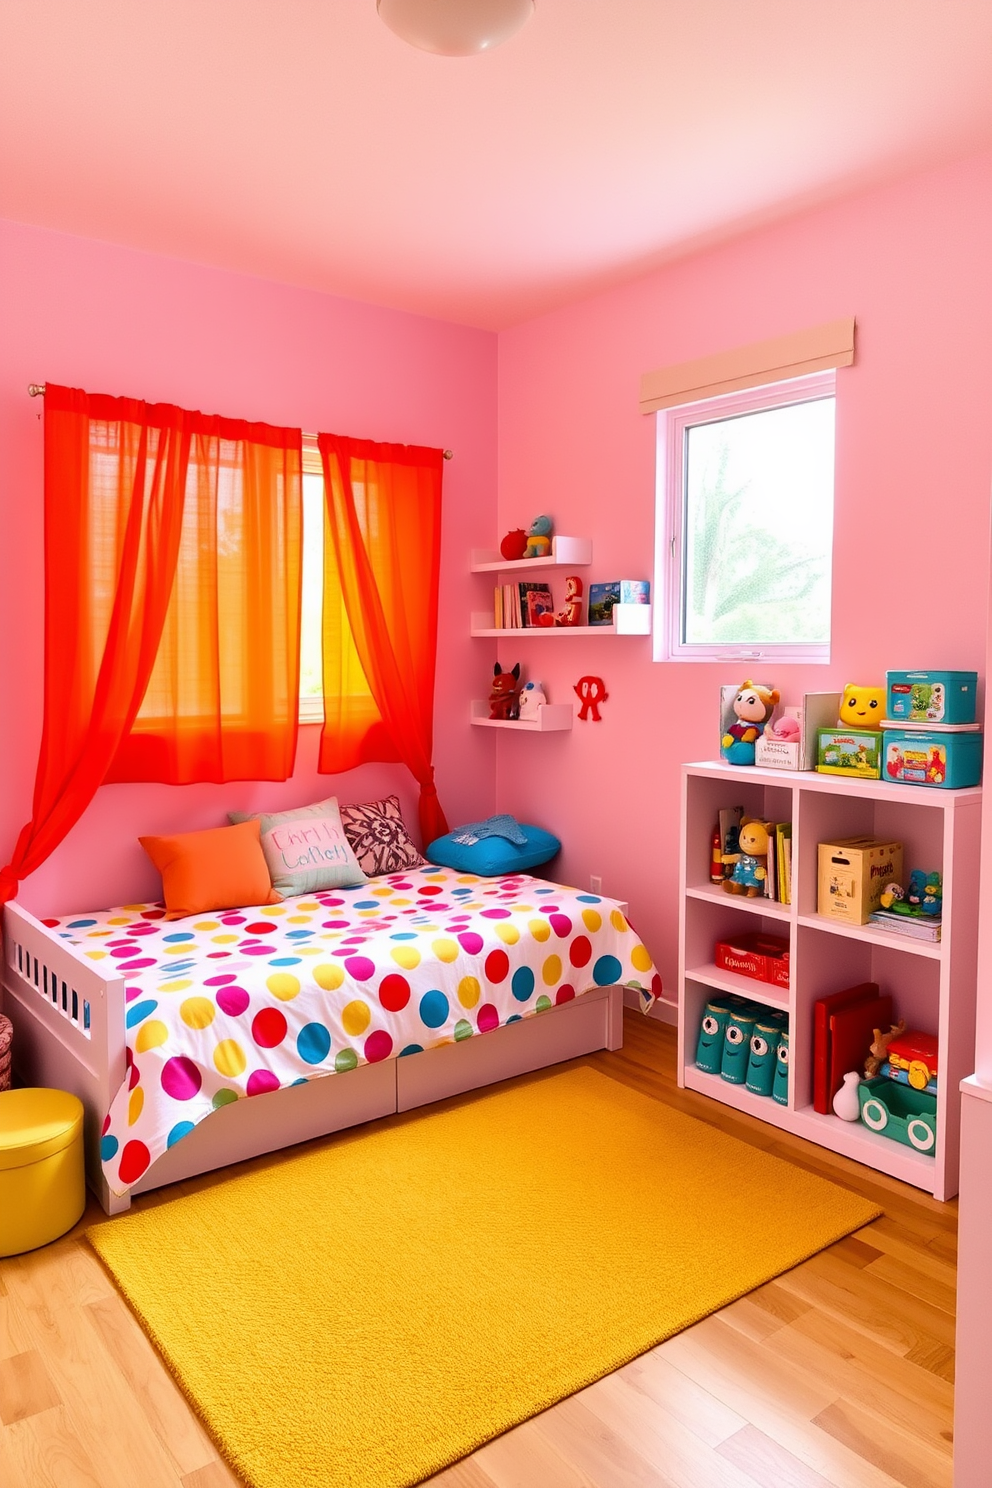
[[46, 867, 661, 1196]]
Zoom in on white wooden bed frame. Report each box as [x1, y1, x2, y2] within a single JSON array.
[[2, 900, 624, 1216]]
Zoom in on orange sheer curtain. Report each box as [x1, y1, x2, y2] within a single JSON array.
[[317, 433, 448, 845], [109, 416, 302, 783], [0, 386, 301, 909]]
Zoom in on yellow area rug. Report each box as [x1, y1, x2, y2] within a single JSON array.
[[88, 1066, 880, 1488]]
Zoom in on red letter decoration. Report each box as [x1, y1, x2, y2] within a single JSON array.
[[574, 675, 608, 721]]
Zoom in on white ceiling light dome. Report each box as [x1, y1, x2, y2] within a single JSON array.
[[377, 0, 534, 56]]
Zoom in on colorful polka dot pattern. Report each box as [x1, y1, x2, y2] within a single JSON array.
[[50, 869, 661, 1196]]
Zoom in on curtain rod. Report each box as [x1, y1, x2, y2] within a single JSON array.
[[28, 385, 454, 458]]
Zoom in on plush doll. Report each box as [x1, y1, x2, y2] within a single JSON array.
[[517, 680, 547, 720], [499, 528, 528, 561], [721, 681, 780, 765], [838, 683, 886, 730], [489, 662, 522, 720], [523, 514, 553, 559], [722, 818, 772, 896]]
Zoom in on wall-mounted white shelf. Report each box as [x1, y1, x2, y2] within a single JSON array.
[[470, 700, 573, 731], [470, 536, 592, 572], [471, 603, 651, 638]]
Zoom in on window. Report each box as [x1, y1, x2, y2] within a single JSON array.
[[656, 371, 835, 663]]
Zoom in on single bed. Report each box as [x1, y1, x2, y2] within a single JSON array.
[[2, 865, 660, 1214]]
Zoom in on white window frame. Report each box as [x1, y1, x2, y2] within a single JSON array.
[[654, 370, 835, 665], [299, 435, 325, 723]]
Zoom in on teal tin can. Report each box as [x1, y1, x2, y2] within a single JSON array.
[[721, 1005, 759, 1084], [695, 998, 733, 1075], [772, 1029, 790, 1105], [746, 1019, 781, 1097]]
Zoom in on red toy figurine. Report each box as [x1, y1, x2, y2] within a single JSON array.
[[489, 661, 522, 720], [574, 675, 607, 721]]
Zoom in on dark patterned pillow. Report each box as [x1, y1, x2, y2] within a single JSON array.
[[339, 795, 426, 876]]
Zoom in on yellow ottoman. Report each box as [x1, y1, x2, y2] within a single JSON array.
[[0, 1088, 86, 1256]]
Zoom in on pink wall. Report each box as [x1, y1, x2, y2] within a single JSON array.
[[0, 218, 498, 915], [496, 152, 992, 998]]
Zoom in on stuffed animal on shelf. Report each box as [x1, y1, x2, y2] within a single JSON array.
[[764, 714, 801, 743], [838, 683, 886, 731], [722, 818, 772, 896], [499, 528, 528, 561], [523, 514, 553, 559], [489, 662, 522, 720], [879, 882, 905, 910], [518, 680, 547, 720], [721, 681, 780, 765], [864, 1020, 907, 1079]]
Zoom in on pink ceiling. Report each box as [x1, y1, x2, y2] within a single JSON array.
[[2, 1, 991, 329]]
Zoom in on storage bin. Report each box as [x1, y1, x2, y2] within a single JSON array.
[[886, 670, 977, 725], [882, 729, 983, 789], [714, 932, 790, 988], [0, 1088, 86, 1256], [858, 1077, 937, 1154]]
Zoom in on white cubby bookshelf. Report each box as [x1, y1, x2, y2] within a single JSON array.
[[678, 759, 981, 1200]]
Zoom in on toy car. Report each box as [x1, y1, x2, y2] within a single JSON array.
[[886, 1029, 938, 1091]]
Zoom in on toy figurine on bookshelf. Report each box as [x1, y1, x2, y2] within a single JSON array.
[[869, 869, 942, 941], [720, 680, 780, 765]]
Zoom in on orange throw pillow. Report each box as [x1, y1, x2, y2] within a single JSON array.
[[139, 819, 280, 920]]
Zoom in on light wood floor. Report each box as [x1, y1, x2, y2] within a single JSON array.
[[0, 1013, 956, 1488]]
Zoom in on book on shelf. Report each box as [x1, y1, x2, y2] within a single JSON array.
[[775, 822, 793, 905], [519, 581, 554, 627], [868, 910, 942, 942], [812, 982, 890, 1114]]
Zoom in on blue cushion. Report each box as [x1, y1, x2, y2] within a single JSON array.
[[426, 823, 561, 876]]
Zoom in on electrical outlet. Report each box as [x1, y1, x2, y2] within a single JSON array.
[[590, 874, 602, 894]]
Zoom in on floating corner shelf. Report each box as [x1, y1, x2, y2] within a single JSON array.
[[470, 700, 573, 731]]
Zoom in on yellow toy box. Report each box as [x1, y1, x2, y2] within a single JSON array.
[[817, 837, 903, 925]]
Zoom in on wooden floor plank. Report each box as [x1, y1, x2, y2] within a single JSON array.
[[716, 1422, 839, 1488], [0, 1349, 60, 1425], [813, 1397, 953, 1488], [1, 1014, 958, 1488], [771, 1311, 953, 1453], [84, 1292, 223, 1478], [180, 1462, 246, 1488]]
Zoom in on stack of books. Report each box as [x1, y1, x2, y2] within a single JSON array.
[[867, 909, 941, 942], [493, 581, 554, 628]]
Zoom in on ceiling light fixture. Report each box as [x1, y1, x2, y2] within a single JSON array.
[[377, 0, 534, 56]]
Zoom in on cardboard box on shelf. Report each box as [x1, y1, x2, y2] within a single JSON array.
[[817, 837, 903, 925]]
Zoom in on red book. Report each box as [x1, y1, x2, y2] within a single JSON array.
[[828, 993, 893, 1113], [813, 982, 878, 1114]]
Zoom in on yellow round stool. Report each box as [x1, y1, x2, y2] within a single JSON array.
[[0, 1088, 86, 1256]]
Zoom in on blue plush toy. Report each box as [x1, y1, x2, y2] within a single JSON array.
[[524, 514, 553, 559]]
